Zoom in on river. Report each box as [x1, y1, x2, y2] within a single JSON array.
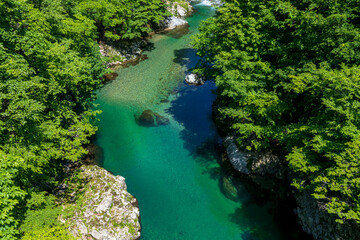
[[94, 2, 286, 239]]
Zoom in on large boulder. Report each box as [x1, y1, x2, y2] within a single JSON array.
[[135, 109, 170, 127], [64, 165, 141, 240], [136, 109, 156, 126], [195, 0, 223, 7]]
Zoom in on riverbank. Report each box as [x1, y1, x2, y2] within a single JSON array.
[[60, 1, 196, 238], [92, 1, 292, 239], [220, 127, 360, 240], [99, 0, 194, 70]]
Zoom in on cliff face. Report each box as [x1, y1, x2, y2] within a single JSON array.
[[223, 136, 359, 240], [64, 165, 141, 240], [295, 192, 360, 240]]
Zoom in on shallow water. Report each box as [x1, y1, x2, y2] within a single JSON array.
[[94, 3, 285, 240]]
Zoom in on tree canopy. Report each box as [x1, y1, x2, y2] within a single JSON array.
[[0, 0, 172, 238], [193, 0, 360, 224]]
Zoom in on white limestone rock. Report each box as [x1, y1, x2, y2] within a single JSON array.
[[65, 165, 141, 240], [163, 17, 189, 30], [166, 0, 193, 17], [176, 4, 187, 17], [77, 221, 88, 235], [195, 0, 223, 7], [91, 229, 102, 240], [224, 136, 250, 174], [96, 193, 113, 213], [185, 73, 205, 85]]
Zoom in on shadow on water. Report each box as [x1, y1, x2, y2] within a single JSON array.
[[229, 204, 274, 240], [166, 82, 289, 239], [167, 46, 306, 240], [194, 139, 228, 191], [173, 48, 200, 70]]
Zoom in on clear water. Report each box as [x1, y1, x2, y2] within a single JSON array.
[[94, 3, 285, 240]]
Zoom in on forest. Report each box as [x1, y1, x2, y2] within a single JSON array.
[[1, 0, 360, 239], [0, 0, 170, 238], [193, 0, 360, 227]]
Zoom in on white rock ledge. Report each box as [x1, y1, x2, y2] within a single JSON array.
[[163, 17, 189, 31], [224, 136, 250, 174]]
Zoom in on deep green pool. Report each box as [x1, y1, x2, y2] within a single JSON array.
[[94, 3, 285, 240]]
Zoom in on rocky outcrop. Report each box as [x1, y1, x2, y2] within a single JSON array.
[[223, 136, 250, 174], [295, 192, 360, 240], [64, 165, 141, 240], [135, 109, 170, 127], [223, 136, 285, 177], [160, 0, 193, 31], [99, 41, 147, 68], [185, 73, 205, 86], [221, 176, 238, 201], [162, 17, 189, 31], [222, 135, 360, 240], [166, 0, 193, 18]]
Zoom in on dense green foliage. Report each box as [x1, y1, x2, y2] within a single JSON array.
[[73, 0, 168, 40], [0, 0, 172, 238], [193, 0, 360, 224]]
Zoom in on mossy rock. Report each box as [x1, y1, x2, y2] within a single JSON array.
[[135, 109, 170, 127], [103, 72, 119, 82], [222, 176, 238, 201]]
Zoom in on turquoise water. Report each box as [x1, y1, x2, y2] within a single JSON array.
[[95, 4, 285, 240]]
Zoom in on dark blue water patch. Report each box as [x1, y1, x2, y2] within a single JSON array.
[[167, 82, 218, 153]]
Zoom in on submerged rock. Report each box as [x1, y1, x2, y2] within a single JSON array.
[[135, 109, 170, 127], [155, 113, 170, 125], [103, 72, 119, 82], [222, 176, 238, 201], [185, 73, 205, 86], [136, 109, 156, 126]]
